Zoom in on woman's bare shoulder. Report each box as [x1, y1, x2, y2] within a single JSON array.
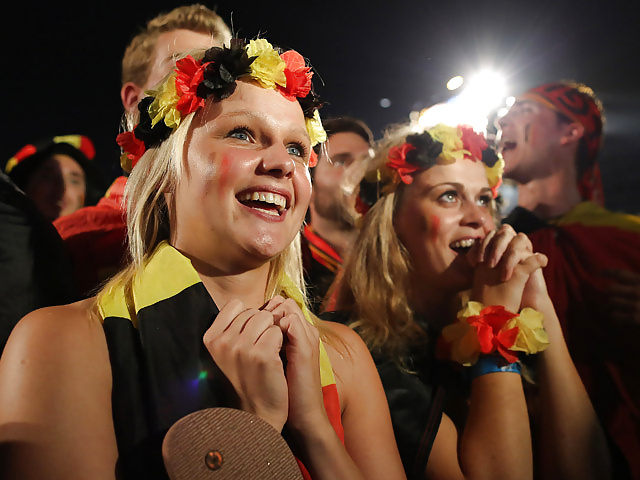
[[1, 297, 110, 375]]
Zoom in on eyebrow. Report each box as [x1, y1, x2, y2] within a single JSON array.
[[216, 109, 310, 140], [427, 182, 493, 194]]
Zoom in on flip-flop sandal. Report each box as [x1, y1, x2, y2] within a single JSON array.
[[162, 407, 304, 480]]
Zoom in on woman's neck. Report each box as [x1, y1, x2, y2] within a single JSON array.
[[182, 250, 271, 309]]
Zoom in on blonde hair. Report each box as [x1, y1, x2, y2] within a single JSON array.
[[331, 124, 428, 364], [122, 4, 231, 88]]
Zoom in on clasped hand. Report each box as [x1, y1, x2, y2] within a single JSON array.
[[468, 224, 549, 312], [203, 296, 326, 434]]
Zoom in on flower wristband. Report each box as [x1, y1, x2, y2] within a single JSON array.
[[437, 301, 550, 367]]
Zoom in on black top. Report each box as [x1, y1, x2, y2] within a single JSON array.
[[320, 310, 449, 479]]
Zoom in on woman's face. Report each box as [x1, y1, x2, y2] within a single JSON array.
[[394, 157, 495, 294], [171, 80, 312, 272]]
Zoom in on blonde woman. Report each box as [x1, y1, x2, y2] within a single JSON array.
[[328, 123, 611, 480], [0, 40, 405, 480]]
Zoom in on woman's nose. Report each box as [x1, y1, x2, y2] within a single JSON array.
[[258, 145, 296, 178]]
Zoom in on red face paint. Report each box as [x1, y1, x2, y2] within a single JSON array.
[[428, 214, 441, 242], [217, 153, 232, 199]]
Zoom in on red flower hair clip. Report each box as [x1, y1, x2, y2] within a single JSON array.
[[386, 142, 418, 184], [460, 125, 488, 162], [279, 50, 313, 101], [175, 56, 211, 116], [116, 131, 146, 169]]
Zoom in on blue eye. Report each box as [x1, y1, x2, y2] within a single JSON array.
[[287, 144, 303, 157], [227, 127, 253, 142]]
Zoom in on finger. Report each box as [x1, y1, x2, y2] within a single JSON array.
[[204, 299, 246, 342], [261, 295, 287, 312], [477, 229, 496, 263], [498, 233, 534, 281], [488, 225, 519, 268], [270, 298, 304, 321], [225, 308, 268, 337], [255, 323, 286, 354], [278, 311, 317, 349], [238, 310, 278, 345], [513, 252, 548, 278]]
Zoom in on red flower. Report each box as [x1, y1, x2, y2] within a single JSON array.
[[467, 305, 519, 363], [460, 125, 487, 161], [116, 131, 146, 168], [279, 50, 313, 100], [490, 177, 502, 199], [386, 143, 418, 184], [175, 56, 210, 115], [309, 150, 318, 168]]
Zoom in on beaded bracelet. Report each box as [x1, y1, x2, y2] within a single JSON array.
[[437, 301, 549, 368]]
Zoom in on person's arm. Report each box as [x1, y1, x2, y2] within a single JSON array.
[[523, 270, 611, 480], [321, 320, 407, 480], [426, 372, 532, 480], [0, 300, 118, 480], [425, 226, 545, 480]]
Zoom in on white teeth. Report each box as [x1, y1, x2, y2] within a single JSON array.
[[239, 191, 288, 212], [450, 238, 476, 249]]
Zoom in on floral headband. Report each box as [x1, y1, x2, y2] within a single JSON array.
[[116, 38, 326, 172], [356, 124, 505, 215]]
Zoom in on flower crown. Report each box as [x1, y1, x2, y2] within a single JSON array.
[[116, 38, 326, 172], [355, 124, 505, 216]]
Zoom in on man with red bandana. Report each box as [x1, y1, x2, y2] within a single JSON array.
[[498, 81, 640, 479]]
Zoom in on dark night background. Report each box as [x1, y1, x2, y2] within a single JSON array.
[[4, 0, 640, 213]]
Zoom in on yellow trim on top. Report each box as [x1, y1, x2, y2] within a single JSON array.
[[550, 202, 640, 232], [98, 241, 202, 324], [132, 241, 202, 311]]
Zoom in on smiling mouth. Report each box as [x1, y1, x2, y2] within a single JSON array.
[[237, 191, 288, 217], [449, 238, 476, 254]]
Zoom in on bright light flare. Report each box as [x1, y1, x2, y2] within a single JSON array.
[[418, 68, 508, 133], [446, 75, 464, 91], [505, 96, 515, 107]]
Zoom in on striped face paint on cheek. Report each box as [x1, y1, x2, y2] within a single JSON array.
[[216, 153, 233, 199], [428, 214, 441, 242]]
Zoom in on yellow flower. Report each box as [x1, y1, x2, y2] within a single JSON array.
[[146, 73, 182, 129], [441, 301, 485, 366], [306, 110, 327, 147], [428, 124, 465, 164], [507, 307, 550, 354], [485, 154, 505, 189], [246, 39, 286, 89]]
